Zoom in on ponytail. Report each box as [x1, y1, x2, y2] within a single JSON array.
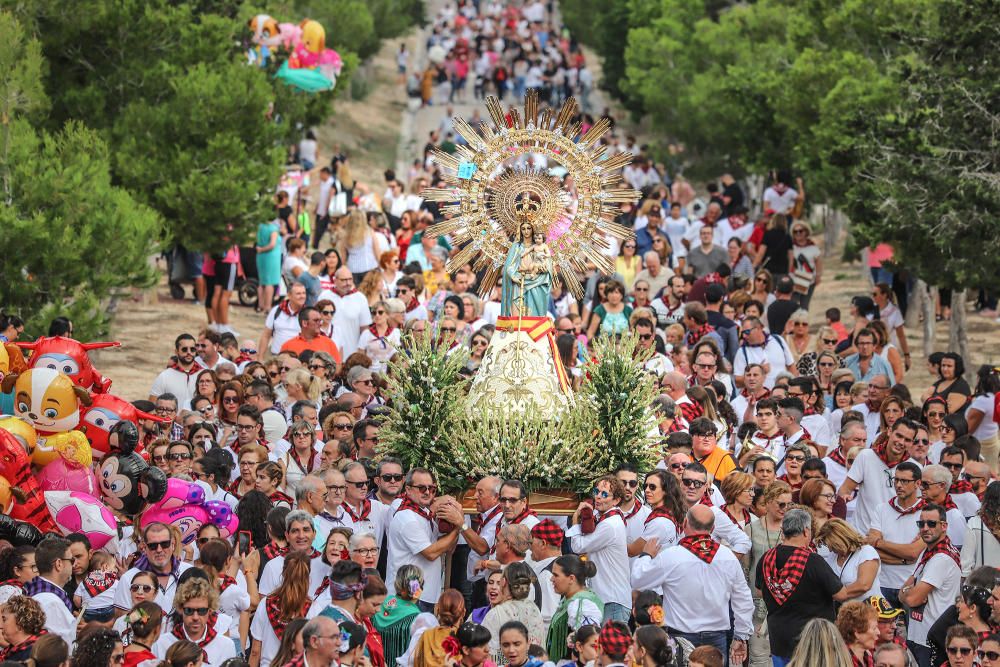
[[554, 555, 597, 584], [161, 640, 201, 667], [125, 601, 163, 642]]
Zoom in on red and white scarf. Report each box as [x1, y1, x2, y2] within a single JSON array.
[[679, 535, 720, 564]]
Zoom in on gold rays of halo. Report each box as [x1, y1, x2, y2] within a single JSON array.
[[422, 90, 640, 300]]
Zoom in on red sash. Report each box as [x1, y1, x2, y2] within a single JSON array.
[[762, 546, 812, 605], [679, 535, 721, 564]]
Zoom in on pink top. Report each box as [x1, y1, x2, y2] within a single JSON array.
[[867, 243, 894, 268]]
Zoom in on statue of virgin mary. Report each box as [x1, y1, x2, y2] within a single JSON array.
[[500, 220, 552, 318]]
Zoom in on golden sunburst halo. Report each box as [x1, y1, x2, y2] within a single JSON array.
[[422, 91, 640, 299]]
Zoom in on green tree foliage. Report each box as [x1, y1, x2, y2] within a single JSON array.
[[0, 12, 160, 338], [848, 0, 1000, 290]]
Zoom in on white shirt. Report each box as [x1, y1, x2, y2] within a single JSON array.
[[621, 499, 652, 544], [566, 511, 631, 607], [907, 550, 961, 646], [732, 336, 794, 388], [801, 413, 833, 449], [264, 305, 302, 354], [851, 403, 882, 445], [952, 491, 982, 520], [869, 499, 922, 588], [467, 506, 503, 582], [762, 186, 798, 215], [258, 553, 329, 597], [314, 506, 355, 550], [387, 506, 444, 604], [944, 506, 968, 548], [114, 563, 193, 612], [218, 572, 251, 623], [631, 541, 754, 637], [527, 555, 560, 627], [821, 545, 882, 601], [961, 516, 1000, 577], [316, 176, 334, 215], [846, 449, 900, 534], [343, 499, 391, 545], [709, 506, 752, 555], [154, 624, 237, 667], [150, 366, 202, 406], [249, 601, 286, 667], [33, 582, 76, 648], [328, 291, 372, 357]]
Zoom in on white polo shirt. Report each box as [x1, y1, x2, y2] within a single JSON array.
[[845, 449, 900, 535], [566, 510, 631, 608], [387, 506, 444, 604], [149, 364, 203, 406], [621, 499, 652, 544], [329, 290, 373, 357], [258, 553, 329, 597]]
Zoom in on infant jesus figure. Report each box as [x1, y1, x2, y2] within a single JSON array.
[[519, 231, 552, 276]]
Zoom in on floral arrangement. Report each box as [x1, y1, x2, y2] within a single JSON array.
[[376, 332, 660, 494]]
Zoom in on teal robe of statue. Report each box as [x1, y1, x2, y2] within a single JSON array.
[[500, 241, 552, 318]]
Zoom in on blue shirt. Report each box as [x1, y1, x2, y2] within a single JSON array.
[[844, 353, 896, 385]]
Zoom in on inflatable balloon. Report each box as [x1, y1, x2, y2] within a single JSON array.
[[154, 477, 206, 510], [0, 416, 37, 457], [248, 14, 282, 66], [0, 514, 43, 547], [139, 479, 236, 544], [0, 344, 27, 416], [1, 367, 92, 465], [17, 336, 121, 394], [203, 500, 239, 539], [276, 18, 342, 92], [141, 505, 209, 545], [97, 421, 167, 516], [80, 392, 168, 456], [38, 456, 99, 495], [45, 491, 118, 550], [0, 427, 58, 532]]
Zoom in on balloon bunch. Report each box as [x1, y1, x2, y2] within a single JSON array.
[[140, 478, 239, 545]]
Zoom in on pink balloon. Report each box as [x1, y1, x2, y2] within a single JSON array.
[[141, 505, 209, 545], [38, 458, 99, 495], [46, 491, 117, 550], [203, 500, 239, 538], [153, 478, 206, 511]]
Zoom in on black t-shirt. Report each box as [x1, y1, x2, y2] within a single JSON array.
[[767, 298, 799, 335], [722, 183, 745, 215], [761, 229, 793, 274], [755, 546, 843, 659]]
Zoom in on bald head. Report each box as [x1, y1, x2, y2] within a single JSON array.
[[662, 372, 688, 399], [685, 505, 715, 534]]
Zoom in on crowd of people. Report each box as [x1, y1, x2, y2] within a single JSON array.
[[3, 3, 1000, 667]]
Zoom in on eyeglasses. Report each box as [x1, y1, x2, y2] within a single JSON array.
[[346, 480, 369, 489], [169, 452, 192, 461], [919, 481, 945, 490], [693, 362, 715, 370], [355, 378, 374, 385], [941, 461, 963, 470], [926, 411, 945, 418], [146, 539, 172, 552], [774, 501, 789, 509], [669, 462, 689, 471], [620, 479, 639, 488], [681, 478, 705, 489], [380, 473, 405, 482], [963, 472, 988, 482], [947, 646, 973, 656], [818, 492, 837, 501], [178, 346, 196, 353], [236, 423, 257, 431], [182, 607, 210, 617], [240, 347, 258, 354], [197, 536, 214, 545], [292, 431, 313, 439], [891, 477, 917, 485], [940, 425, 955, 433], [978, 649, 1000, 661], [333, 422, 352, 430], [327, 484, 347, 493], [153, 454, 168, 463], [634, 287, 648, 292], [499, 495, 523, 505], [591, 488, 611, 498], [822, 338, 838, 345], [154, 406, 176, 414], [280, 365, 294, 372], [130, 584, 154, 593], [785, 455, 806, 462], [557, 327, 575, 334], [913, 438, 930, 445], [269, 371, 280, 378], [321, 309, 336, 316], [409, 484, 438, 494], [352, 547, 380, 556], [916, 519, 942, 528]]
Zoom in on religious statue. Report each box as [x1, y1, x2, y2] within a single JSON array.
[[421, 91, 640, 417]]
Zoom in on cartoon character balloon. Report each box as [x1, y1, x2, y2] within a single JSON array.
[[37, 431, 98, 495], [248, 14, 282, 66], [0, 427, 58, 533], [1, 367, 92, 465], [97, 421, 167, 516], [17, 336, 121, 393], [80, 393, 168, 456], [276, 18, 342, 93], [140, 478, 237, 544]]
